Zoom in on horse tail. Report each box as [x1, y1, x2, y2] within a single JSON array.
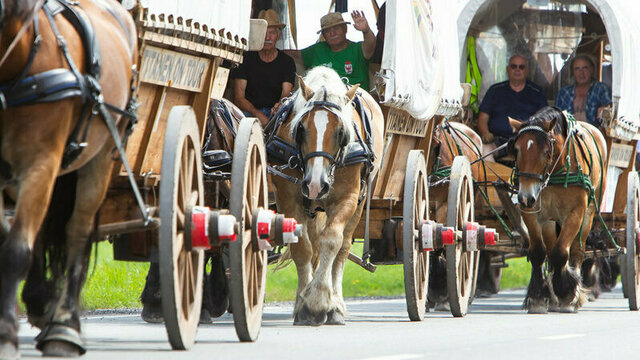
[[272, 247, 293, 272]]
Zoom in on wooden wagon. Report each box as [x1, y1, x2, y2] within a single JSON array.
[[95, 0, 300, 349]]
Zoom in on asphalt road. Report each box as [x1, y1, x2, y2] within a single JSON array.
[[17, 286, 640, 359]]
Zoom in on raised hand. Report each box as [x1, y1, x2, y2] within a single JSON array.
[[351, 10, 370, 33]]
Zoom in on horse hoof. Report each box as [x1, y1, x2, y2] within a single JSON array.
[[434, 302, 450, 312], [42, 340, 82, 358], [0, 342, 19, 360], [527, 306, 548, 314], [293, 305, 327, 326], [199, 308, 212, 324], [141, 303, 164, 324], [36, 324, 86, 357], [555, 305, 578, 313], [208, 295, 229, 318], [325, 310, 345, 325]]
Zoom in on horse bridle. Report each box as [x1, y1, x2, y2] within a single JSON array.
[[512, 125, 557, 182], [292, 96, 348, 175]]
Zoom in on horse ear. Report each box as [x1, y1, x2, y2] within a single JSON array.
[[546, 118, 557, 133], [434, 116, 445, 128], [298, 75, 314, 100], [346, 84, 360, 102], [508, 117, 523, 132]]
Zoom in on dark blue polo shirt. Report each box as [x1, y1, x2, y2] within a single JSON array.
[[479, 80, 547, 138]]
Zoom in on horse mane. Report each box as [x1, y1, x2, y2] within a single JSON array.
[[525, 106, 568, 142], [5, 0, 40, 20], [290, 66, 355, 142]]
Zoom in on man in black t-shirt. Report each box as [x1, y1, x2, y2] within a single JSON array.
[[477, 54, 547, 160], [231, 9, 296, 126]]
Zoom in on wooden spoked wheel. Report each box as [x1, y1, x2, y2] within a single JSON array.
[[625, 171, 640, 310], [445, 156, 477, 317], [159, 106, 205, 350], [229, 117, 268, 341], [403, 150, 430, 321]]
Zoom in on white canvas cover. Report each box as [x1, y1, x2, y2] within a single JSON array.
[[141, 0, 251, 41], [380, 0, 463, 119], [457, 0, 640, 126]]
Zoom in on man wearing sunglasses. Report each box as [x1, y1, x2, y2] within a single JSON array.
[[477, 54, 548, 161]]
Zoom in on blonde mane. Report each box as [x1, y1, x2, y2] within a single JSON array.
[[290, 66, 355, 141]]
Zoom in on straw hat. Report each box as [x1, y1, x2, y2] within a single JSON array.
[[258, 9, 285, 30], [317, 12, 350, 34]]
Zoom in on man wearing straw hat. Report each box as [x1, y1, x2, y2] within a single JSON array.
[[294, 11, 376, 91], [232, 9, 296, 126]]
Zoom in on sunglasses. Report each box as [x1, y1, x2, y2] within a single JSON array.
[[509, 64, 526, 70]]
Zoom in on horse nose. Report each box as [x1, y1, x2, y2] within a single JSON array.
[[302, 174, 330, 199], [518, 192, 536, 208], [301, 178, 310, 197], [317, 179, 330, 198]]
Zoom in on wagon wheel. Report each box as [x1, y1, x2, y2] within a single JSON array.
[[445, 156, 477, 317], [229, 117, 268, 341], [403, 150, 430, 321], [625, 171, 640, 310], [159, 106, 205, 350]]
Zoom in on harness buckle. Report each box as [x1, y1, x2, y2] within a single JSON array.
[[287, 155, 301, 169]]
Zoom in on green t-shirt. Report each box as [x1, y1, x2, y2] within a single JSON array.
[[301, 41, 370, 91]]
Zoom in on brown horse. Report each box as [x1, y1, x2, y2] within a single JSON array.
[[271, 66, 383, 325], [0, 0, 137, 357], [427, 118, 483, 313], [509, 106, 607, 313]]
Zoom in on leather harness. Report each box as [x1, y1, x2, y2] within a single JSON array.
[[0, 0, 138, 169]]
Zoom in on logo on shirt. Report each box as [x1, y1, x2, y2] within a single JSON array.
[[344, 61, 353, 75]]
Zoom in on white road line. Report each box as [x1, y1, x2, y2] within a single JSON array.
[[359, 354, 424, 360], [539, 334, 586, 340]]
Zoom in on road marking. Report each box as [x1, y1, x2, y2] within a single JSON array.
[[359, 354, 423, 360], [539, 334, 585, 340]]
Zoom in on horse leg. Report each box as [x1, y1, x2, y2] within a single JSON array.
[[21, 235, 52, 330], [428, 202, 449, 310], [549, 209, 591, 312], [37, 145, 115, 357], [0, 159, 61, 358], [291, 218, 316, 325], [326, 201, 365, 325], [522, 218, 551, 314]]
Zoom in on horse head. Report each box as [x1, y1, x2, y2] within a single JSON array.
[[291, 68, 358, 200], [509, 106, 567, 209]]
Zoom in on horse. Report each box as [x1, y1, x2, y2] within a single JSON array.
[[426, 118, 484, 311], [0, 0, 137, 357], [140, 98, 242, 324], [508, 106, 607, 313], [269, 66, 383, 325]]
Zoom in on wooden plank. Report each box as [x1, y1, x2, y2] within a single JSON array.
[[192, 58, 223, 144], [139, 45, 211, 92], [140, 88, 192, 174], [373, 134, 417, 199], [122, 83, 167, 176], [386, 107, 429, 137]]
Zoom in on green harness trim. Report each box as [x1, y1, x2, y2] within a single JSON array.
[[515, 112, 618, 250], [430, 120, 514, 240]]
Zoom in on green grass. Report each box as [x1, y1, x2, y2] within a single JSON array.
[[18, 241, 531, 311]]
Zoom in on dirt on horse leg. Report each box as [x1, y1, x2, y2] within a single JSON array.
[[296, 223, 343, 326], [38, 146, 115, 357], [550, 210, 588, 312], [291, 221, 314, 325], [523, 218, 551, 314], [0, 160, 60, 358]]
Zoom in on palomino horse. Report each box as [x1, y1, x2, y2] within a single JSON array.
[[509, 106, 607, 313], [141, 98, 242, 323], [270, 66, 383, 325], [0, 0, 137, 357], [427, 118, 483, 312]]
